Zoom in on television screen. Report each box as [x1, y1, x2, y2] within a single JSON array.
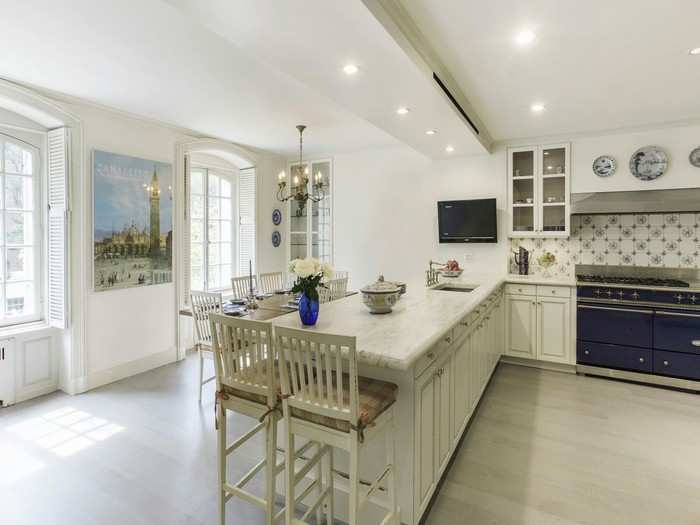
[[437, 198, 497, 243]]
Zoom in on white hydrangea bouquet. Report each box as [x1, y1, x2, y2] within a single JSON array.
[[288, 258, 334, 302]]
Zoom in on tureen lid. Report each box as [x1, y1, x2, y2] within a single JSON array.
[[361, 275, 400, 294]]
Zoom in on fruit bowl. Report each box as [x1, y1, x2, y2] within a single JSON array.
[[439, 269, 463, 278]]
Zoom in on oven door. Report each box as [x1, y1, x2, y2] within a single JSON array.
[[577, 303, 653, 348], [654, 309, 700, 355]]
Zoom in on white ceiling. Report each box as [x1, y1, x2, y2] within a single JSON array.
[[401, 0, 700, 142], [164, 0, 488, 158], [2, 1, 698, 157], [0, 0, 399, 157]]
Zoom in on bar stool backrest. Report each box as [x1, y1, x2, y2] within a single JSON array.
[[210, 313, 276, 407], [275, 326, 358, 426]]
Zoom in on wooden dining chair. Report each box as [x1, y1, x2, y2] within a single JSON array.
[[259, 272, 284, 294], [275, 326, 400, 525], [318, 286, 332, 304], [231, 275, 257, 300], [190, 291, 222, 402], [328, 276, 348, 301]]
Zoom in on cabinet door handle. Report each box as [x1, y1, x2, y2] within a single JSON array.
[[444, 336, 452, 344], [692, 340, 700, 347], [427, 352, 435, 360], [639, 357, 645, 363], [584, 350, 590, 355], [663, 360, 669, 366]]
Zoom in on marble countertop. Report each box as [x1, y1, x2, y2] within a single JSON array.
[[271, 273, 505, 371]]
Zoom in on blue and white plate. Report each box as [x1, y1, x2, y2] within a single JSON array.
[[272, 230, 281, 247], [629, 146, 668, 181], [272, 208, 282, 225]]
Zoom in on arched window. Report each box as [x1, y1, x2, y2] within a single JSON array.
[[0, 133, 41, 324]]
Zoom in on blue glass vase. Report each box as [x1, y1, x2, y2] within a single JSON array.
[[298, 292, 319, 326]]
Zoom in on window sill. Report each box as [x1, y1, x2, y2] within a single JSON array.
[[0, 320, 52, 337]]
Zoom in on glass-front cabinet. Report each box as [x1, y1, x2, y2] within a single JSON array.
[[507, 143, 570, 237], [286, 159, 332, 263]]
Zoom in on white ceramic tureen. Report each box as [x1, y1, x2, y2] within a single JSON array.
[[360, 275, 401, 314]]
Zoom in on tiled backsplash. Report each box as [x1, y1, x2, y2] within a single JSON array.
[[509, 213, 700, 277]]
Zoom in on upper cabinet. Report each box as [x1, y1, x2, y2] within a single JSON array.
[[286, 159, 333, 263], [507, 143, 570, 238]]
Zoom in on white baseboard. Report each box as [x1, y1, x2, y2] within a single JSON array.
[[500, 355, 576, 374], [84, 347, 177, 391]]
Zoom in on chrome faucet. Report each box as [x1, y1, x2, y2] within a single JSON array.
[[426, 260, 442, 287]]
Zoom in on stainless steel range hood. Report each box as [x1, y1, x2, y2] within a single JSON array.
[[571, 189, 700, 215]]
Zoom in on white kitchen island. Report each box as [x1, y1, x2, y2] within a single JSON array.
[[272, 274, 507, 525]]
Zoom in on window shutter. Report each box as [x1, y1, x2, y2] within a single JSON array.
[[238, 168, 256, 275], [183, 155, 190, 302], [47, 127, 70, 329]]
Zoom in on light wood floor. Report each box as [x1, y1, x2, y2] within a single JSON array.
[[2, 357, 700, 525], [424, 364, 700, 525]]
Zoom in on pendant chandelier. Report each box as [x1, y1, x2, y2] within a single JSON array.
[[276, 125, 325, 213]]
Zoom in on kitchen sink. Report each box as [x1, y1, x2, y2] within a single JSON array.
[[432, 284, 476, 292]]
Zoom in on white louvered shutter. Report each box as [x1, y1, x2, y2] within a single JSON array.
[[47, 128, 69, 328], [238, 168, 256, 275], [183, 155, 190, 302]]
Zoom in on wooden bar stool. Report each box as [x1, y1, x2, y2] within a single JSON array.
[[209, 315, 327, 525], [274, 326, 400, 525], [190, 291, 222, 402]]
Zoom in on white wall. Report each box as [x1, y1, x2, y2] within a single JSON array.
[[333, 145, 506, 289], [332, 121, 700, 287]]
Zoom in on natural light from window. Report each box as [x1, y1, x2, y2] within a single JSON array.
[[7, 406, 124, 458]]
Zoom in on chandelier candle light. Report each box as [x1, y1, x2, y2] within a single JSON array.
[[277, 125, 325, 215], [288, 257, 333, 326]]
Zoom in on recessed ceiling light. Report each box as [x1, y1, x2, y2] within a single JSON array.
[[689, 47, 700, 56], [396, 107, 410, 115], [530, 103, 546, 113], [426, 129, 436, 135], [515, 30, 536, 47], [543, 151, 550, 156], [343, 64, 359, 75], [445, 145, 454, 153]]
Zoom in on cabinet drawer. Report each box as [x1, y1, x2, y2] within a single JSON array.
[[414, 330, 453, 378], [537, 285, 571, 298], [577, 304, 653, 348], [653, 310, 700, 355], [505, 283, 537, 296], [654, 350, 700, 381], [577, 341, 652, 373]]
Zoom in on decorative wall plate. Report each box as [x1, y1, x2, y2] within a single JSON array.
[[272, 208, 282, 225], [689, 147, 700, 168], [629, 146, 668, 181], [592, 156, 616, 177], [271, 230, 281, 247]]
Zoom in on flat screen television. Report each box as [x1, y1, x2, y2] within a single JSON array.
[[437, 198, 497, 243]]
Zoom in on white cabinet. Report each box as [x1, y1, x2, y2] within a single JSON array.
[[537, 296, 571, 363], [506, 285, 574, 364], [452, 329, 472, 440], [508, 143, 570, 237], [435, 351, 452, 475], [414, 361, 437, 516], [0, 338, 15, 407], [413, 288, 505, 522], [286, 159, 332, 263], [506, 294, 537, 358]]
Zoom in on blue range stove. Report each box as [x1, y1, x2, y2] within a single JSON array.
[[576, 274, 700, 388]]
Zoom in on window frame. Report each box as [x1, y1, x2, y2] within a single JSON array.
[[189, 165, 237, 293], [0, 132, 43, 327]]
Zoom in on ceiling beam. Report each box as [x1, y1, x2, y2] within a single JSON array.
[[362, 0, 493, 153]]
